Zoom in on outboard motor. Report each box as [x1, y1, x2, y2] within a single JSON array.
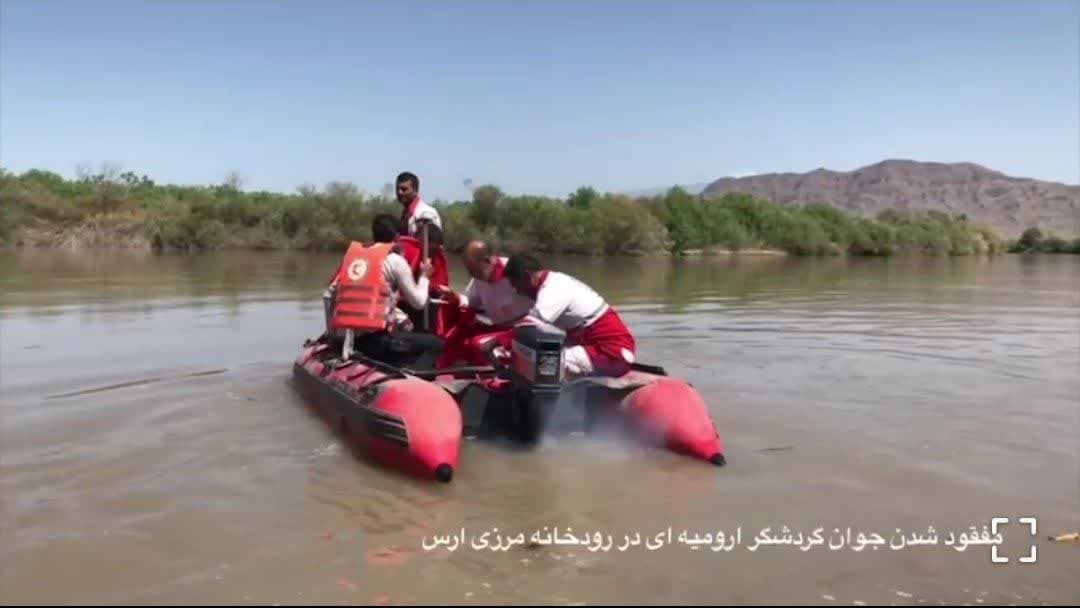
[[506, 324, 565, 443]]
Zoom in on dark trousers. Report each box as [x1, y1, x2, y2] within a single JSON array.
[[354, 330, 444, 370], [403, 301, 441, 334]]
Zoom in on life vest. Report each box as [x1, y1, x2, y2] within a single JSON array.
[[396, 236, 422, 270], [328, 241, 395, 333], [395, 236, 449, 287]]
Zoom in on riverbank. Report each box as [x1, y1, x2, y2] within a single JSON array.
[[2, 225, 796, 258], [4, 167, 1077, 257]]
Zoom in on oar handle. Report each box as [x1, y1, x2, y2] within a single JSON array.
[[421, 221, 430, 332]]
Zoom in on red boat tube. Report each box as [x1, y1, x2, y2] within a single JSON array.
[[619, 376, 725, 466], [293, 342, 462, 482]]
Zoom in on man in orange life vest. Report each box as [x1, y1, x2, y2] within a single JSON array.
[[324, 215, 443, 367], [503, 253, 637, 379], [433, 240, 535, 367], [395, 171, 442, 238]]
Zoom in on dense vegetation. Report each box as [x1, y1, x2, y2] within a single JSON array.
[[1006, 227, 1080, 254], [2, 166, 1070, 256]]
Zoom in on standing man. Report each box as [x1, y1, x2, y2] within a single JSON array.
[[394, 171, 448, 335], [395, 171, 442, 237]]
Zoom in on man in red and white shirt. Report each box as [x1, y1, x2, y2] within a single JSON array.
[[434, 241, 535, 367], [504, 253, 637, 378], [441, 241, 535, 326], [395, 171, 442, 238]]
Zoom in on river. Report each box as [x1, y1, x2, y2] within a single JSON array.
[[1, 249, 1078, 605]]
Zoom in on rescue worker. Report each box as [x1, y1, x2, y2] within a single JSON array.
[[503, 253, 637, 379], [433, 240, 535, 368], [324, 214, 442, 368], [439, 240, 534, 326], [390, 216, 454, 337], [395, 171, 442, 238], [373, 214, 433, 314]]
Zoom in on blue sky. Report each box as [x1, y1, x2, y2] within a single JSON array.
[[2, 0, 1077, 201]]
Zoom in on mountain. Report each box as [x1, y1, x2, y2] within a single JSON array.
[[699, 160, 1080, 238]]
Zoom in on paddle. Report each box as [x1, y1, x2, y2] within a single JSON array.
[[421, 220, 430, 332]]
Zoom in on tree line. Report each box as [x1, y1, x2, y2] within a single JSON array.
[[2, 167, 1075, 256]]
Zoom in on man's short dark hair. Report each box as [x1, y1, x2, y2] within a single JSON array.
[[396, 172, 419, 190], [504, 253, 544, 282], [371, 213, 401, 243]]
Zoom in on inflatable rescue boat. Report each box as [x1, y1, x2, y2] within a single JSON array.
[[291, 322, 725, 483]]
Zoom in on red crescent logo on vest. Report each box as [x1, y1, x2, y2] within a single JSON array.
[[347, 259, 369, 282]]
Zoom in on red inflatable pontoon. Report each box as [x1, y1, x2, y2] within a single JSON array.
[[293, 341, 461, 481]]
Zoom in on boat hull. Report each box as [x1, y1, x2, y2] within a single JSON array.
[[291, 338, 725, 482], [293, 342, 461, 482]]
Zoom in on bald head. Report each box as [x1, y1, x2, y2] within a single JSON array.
[[464, 240, 490, 262], [463, 240, 496, 281]]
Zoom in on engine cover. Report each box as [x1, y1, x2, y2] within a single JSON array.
[[509, 324, 565, 386]]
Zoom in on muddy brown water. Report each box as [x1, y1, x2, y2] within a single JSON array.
[[1, 249, 1078, 605]]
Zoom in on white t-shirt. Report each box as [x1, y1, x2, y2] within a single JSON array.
[[456, 257, 535, 325], [527, 271, 609, 331], [404, 198, 442, 237], [382, 252, 429, 311]]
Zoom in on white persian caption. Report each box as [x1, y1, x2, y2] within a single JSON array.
[[421, 523, 1010, 554]]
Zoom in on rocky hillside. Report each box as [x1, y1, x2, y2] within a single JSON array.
[[700, 160, 1080, 238]]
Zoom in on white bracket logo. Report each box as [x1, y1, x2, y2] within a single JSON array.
[[991, 517, 1037, 564]]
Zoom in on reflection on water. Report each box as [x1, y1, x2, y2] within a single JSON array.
[[1, 248, 1079, 604], [6, 247, 1077, 315]]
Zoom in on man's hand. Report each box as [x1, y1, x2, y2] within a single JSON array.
[[419, 259, 434, 278]]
